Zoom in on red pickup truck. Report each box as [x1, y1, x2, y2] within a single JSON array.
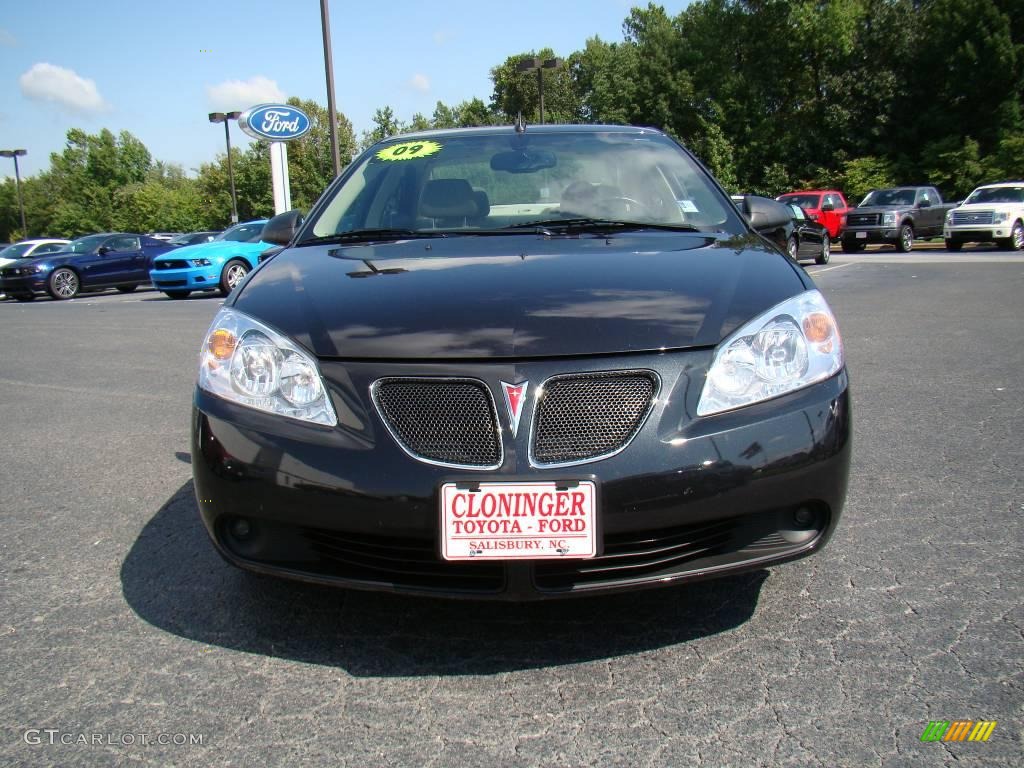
[[776, 190, 849, 240]]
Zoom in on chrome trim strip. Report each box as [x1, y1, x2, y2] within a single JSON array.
[[369, 376, 504, 471], [527, 369, 662, 469]]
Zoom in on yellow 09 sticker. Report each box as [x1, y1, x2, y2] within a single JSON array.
[[376, 140, 443, 161]]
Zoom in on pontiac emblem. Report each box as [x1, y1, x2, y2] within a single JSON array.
[[500, 381, 529, 437]]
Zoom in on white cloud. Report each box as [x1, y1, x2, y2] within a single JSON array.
[[206, 76, 285, 111], [19, 63, 108, 114], [410, 73, 430, 92], [0, 28, 16, 47]]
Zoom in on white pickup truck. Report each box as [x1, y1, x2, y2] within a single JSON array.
[[943, 181, 1024, 251]]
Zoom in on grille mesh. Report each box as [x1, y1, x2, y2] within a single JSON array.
[[374, 379, 500, 467], [847, 213, 880, 226], [532, 373, 655, 464], [952, 211, 994, 225]]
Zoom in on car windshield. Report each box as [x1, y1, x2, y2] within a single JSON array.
[[964, 186, 1024, 205], [860, 189, 917, 206], [215, 223, 266, 243], [779, 194, 820, 208], [0, 243, 35, 258], [302, 130, 737, 242], [67, 235, 110, 253]]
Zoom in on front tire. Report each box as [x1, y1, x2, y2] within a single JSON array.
[[896, 224, 914, 253], [786, 236, 799, 261], [999, 220, 1023, 251], [945, 239, 963, 252], [48, 267, 80, 300], [163, 290, 190, 300], [220, 259, 250, 296], [815, 236, 831, 264], [116, 284, 138, 294]]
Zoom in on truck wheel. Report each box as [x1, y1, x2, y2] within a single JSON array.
[[896, 224, 914, 253], [1000, 220, 1023, 251], [944, 239, 962, 252], [841, 240, 864, 253]]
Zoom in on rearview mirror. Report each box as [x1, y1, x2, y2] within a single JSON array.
[[261, 209, 304, 247], [490, 150, 557, 174]]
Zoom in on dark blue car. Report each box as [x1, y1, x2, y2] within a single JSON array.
[[0, 233, 178, 301]]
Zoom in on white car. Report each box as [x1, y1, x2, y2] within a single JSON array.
[[944, 182, 1024, 251], [0, 238, 71, 269]]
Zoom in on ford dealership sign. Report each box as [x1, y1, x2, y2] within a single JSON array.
[[238, 104, 311, 141]]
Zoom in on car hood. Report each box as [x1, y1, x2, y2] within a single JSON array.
[[231, 233, 808, 360], [956, 202, 1021, 210], [850, 205, 910, 214], [155, 240, 267, 260]]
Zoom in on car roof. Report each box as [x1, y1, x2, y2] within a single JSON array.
[[977, 181, 1024, 188], [18, 238, 70, 244], [374, 124, 666, 141], [779, 190, 841, 196]]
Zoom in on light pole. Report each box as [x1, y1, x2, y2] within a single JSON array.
[[208, 112, 241, 224], [320, 0, 341, 177], [0, 149, 28, 236], [515, 57, 562, 124]]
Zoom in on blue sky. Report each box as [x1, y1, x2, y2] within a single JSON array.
[[0, 0, 694, 180]]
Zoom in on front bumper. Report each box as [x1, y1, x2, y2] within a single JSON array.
[[842, 227, 899, 245], [192, 351, 852, 600], [943, 227, 1012, 243], [150, 265, 220, 292], [0, 273, 48, 294]]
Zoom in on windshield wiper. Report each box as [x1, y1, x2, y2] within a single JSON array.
[[299, 229, 448, 245], [502, 218, 705, 234]]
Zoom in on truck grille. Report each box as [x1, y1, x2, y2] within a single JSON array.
[[372, 378, 502, 468], [952, 210, 994, 226], [846, 213, 880, 227], [531, 372, 657, 466]]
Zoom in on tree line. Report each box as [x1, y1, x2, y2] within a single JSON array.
[[1, 0, 1020, 242]]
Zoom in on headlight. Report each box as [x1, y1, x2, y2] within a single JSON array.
[[945, 210, 954, 223], [993, 212, 1009, 224], [881, 212, 897, 227], [189, 258, 212, 267], [32, 264, 51, 273], [198, 307, 337, 426], [697, 290, 843, 416]]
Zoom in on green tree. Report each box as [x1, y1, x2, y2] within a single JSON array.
[[490, 49, 580, 123]]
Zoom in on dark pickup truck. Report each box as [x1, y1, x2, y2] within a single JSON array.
[[841, 186, 955, 253]]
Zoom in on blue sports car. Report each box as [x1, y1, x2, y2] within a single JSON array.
[[149, 220, 268, 299]]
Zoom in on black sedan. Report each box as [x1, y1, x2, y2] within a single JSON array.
[[733, 196, 829, 264], [0, 233, 178, 301], [192, 125, 850, 600], [786, 204, 832, 264]]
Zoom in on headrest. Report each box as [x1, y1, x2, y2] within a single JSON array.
[[419, 179, 478, 218], [472, 190, 490, 218]]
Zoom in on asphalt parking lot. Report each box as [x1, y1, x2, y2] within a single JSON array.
[[1, 249, 1021, 767]]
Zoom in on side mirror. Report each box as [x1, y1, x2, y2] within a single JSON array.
[[820, 202, 834, 212], [97, 245, 112, 255], [742, 195, 793, 231], [918, 198, 931, 208], [259, 246, 284, 264], [261, 209, 304, 246]]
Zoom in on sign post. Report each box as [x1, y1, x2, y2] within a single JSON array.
[[238, 104, 311, 215]]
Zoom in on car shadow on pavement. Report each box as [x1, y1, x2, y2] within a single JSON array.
[[121, 481, 768, 676]]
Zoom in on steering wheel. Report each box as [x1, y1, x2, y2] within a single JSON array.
[[600, 196, 653, 218]]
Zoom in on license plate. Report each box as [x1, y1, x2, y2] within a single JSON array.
[[855, 231, 867, 238], [440, 481, 597, 561]]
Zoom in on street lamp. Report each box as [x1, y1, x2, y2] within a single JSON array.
[[515, 57, 562, 124], [320, 0, 342, 177], [208, 112, 242, 224], [0, 149, 28, 237]]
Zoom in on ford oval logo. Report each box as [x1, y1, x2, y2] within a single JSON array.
[[238, 104, 311, 141]]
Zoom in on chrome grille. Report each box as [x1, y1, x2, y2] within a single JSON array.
[[952, 210, 994, 225], [372, 378, 501, 468], [846, 213, 880, 227], [531, 372, 656, 465]]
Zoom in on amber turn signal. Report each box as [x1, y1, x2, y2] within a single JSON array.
[[802, 312, 833, 343], [208, 329, 238, 360]]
